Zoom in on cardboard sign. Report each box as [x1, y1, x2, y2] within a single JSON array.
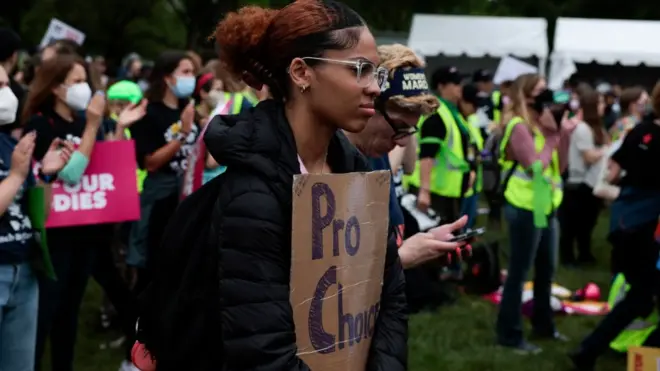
[[40, 18, 86, 48], [36, 140, 140, 228], [628, 347, 660, 371], [180, 98, 232, 199], [290, 171, 390, 370]]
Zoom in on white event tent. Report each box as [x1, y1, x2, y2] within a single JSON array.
[[549, 17, 660, 89], [407, 14, 549, 76]]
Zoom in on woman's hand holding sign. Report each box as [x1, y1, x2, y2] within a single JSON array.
[[398, 215, 468, 269], [41, 138, 75, 175]]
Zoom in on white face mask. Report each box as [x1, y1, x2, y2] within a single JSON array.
[[65, 83, 92, 111], [0, 86, 18, 125], [206, 90, 225, 108]]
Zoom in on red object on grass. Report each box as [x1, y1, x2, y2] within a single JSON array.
[[131, 342, 156, 371]]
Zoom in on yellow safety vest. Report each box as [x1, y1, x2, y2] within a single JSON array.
[[405, 101, 469, 198], [608, 273, 657, 352], [240, 89, 259, 106], [123, 128, 147, 193], [499, 117, 563, 212], [465, 114, 484, 197], [492, 91, 502, 124], [223, 92, 245, 114]]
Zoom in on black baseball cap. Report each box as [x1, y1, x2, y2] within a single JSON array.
[[0, 27, 21, 62], [461, 84, 480, 106], [472, 69, 493, 83], [431, 66, 466, 87]]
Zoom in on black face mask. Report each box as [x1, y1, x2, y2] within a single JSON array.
[[551, 107, 566, 127], [530, 89, 554, 113]]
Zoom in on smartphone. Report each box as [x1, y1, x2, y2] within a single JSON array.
[[449, 227, 486, 243]]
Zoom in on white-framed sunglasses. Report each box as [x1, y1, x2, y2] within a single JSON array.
[[294, 57, 389, 91]]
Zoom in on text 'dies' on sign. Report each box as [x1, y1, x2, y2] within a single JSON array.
[[34, 140, 141, 228], [290, 171, 390, 370]]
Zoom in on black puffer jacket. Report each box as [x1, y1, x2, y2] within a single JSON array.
[[205, 100, 408, 370]]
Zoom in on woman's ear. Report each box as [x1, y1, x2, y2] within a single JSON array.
[[52, 85, 65, 100], [164, 74, 175, 88], [288, 58, 311, 91]]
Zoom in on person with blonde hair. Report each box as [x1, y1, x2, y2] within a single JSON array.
[[343, 44, 469, 313], [495, 73, 576, 354], [344, 43, 468, 262]]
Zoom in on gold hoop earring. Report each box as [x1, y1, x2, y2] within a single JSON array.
[[300, 85, 308, 93]]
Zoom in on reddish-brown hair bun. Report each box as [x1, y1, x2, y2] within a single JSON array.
[[214, 0, 365, 100], [215, 6, 277, 83]]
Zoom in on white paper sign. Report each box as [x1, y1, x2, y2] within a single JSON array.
[[40, 19, 86, 49], [547, 53, 577, 90], [493, 56, 538, 85]]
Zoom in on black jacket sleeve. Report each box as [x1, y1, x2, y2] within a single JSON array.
[[351, 149, 408, 370], [218, 178, 311, 371], [367, 236, 408, 370]]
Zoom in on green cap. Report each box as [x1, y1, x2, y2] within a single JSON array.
[[107, 80, 143, 104]]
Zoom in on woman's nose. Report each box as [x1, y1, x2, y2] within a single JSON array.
[[365, 78, 381, 97]]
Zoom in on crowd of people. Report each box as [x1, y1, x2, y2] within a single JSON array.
[[0, 0, 659, 371]]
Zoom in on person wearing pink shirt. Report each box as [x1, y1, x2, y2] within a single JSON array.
[[494, 73, 576, 354]]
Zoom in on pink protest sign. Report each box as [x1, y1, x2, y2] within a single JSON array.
[[42, 140, 140, 228]]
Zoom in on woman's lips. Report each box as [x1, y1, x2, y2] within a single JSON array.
[[359, 103, 375, 116]]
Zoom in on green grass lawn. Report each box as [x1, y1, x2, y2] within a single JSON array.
[[63, 212, 623, 371]]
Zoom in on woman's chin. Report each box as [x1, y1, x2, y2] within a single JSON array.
[[341, 119, 368, 134]]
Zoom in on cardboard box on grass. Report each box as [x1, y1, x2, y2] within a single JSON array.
[[290, 171, 390, 371], [628, 347, 660, 371]]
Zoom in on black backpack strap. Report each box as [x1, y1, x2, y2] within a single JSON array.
[[496, 160, 518, 197]]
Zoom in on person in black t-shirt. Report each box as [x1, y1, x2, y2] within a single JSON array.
[[571, 102, 660, 371], [21, 53, 113, 371], [127, 51, 199, 292], [415, 66, 473, 222], [0, 28, 26, 139], [610, 117, 660, 190], [0, 60, 74, 371]]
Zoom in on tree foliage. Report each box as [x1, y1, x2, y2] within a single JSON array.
[[2, 0, 660, 66]]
